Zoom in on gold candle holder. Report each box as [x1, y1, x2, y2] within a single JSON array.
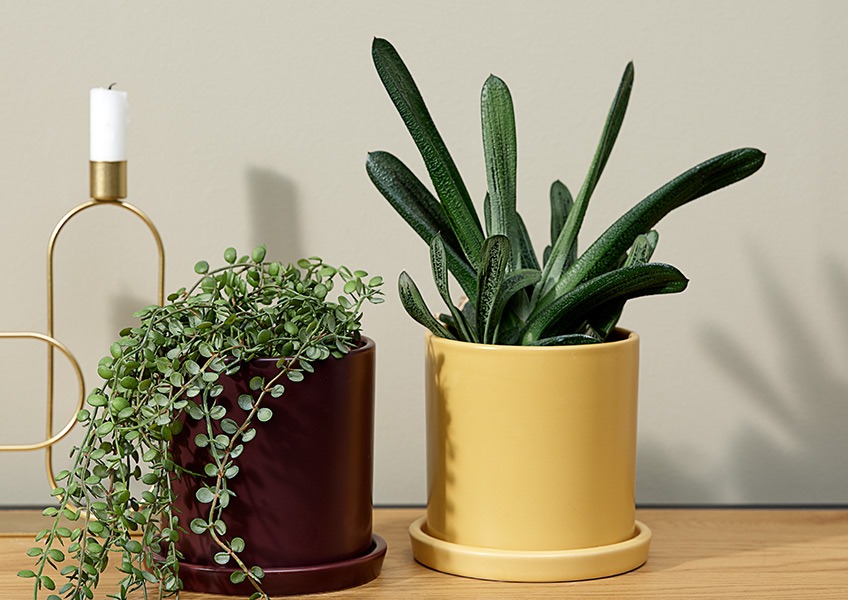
[[0, 160, 166, 496], [0, 333, 85, 452], [89, 161, 127, 200]]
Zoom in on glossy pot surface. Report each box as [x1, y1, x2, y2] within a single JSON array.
[[424, 330, 639, 552], [169, 337, 377, 593]]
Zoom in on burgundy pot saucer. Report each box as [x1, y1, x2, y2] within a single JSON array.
[[175, 533, 387, 596]]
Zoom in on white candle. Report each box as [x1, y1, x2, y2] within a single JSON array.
[[90, 87, 128, 162]]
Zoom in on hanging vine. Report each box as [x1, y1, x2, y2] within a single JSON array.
[[20, 246, 383, 600]]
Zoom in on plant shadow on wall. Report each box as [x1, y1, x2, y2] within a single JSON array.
[[424, 349, 456, 516], [110, 292, 153, 342], [637, 439, 714, 504], [247, 168, 302, 263], [699, 250, 848, 503]]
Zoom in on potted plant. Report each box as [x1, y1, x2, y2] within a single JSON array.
[[366, 38, 765, 581], [20, 246, 385, 599]]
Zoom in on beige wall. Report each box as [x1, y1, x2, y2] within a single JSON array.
[[1, 1, 845, 505]]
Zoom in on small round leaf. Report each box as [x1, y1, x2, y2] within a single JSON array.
[[189, 519, 208, 534], [230, 571, 246, 584], [196, 487, 215, 504], [251, 245, 266, 263]]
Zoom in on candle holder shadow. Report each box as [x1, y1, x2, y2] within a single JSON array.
[[0, 160, 165, 496]]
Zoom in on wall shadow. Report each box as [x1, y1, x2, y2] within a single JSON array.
[[637, 440, 716, 504], [109, 292, 150, 338], [698, 251, 848, 503], [247, 167, 302, 263]]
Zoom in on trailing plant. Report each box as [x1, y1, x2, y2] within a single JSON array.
[[367, 38, 765, 345], [20, 246, 383, 600]]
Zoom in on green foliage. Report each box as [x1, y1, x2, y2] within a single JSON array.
[[367, 38, 766, 345], [22, 246, 383, 600]]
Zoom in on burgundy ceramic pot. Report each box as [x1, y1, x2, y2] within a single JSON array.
[[168, 337, 385, 596]]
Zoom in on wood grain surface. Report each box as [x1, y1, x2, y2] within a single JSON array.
[[2, 508, 847, 598]]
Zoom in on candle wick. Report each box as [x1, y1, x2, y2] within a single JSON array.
[[108, 82, 117, 90]]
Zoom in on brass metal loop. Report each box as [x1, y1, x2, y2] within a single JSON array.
[[0, 332, 85, 452]]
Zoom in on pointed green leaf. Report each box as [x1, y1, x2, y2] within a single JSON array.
[[437, 313, 458, 334], [398, 271, 456, 340], [372, 38, 484, 264], [535, 147, 765, 316], [538, 62, 634, 297], [367, 151, 477, 302], [483, 192, 492, 236], [489, 268, 541, 344], [476, 235, 511, 343], [430, 234, 477, 342], [521, 263, 688, 343], [628, 231, 659, 265], [364, 153, 444, 240], [587, 231, 659, 339], [481, 75, 519, 267], [528, 333, 601, 346], [461, 300, 477, 333], [545, 180, 575, 268], [549, 180, 574, 247], [496, 213, 538, 337], [514, 213, 540, 271], [586, 304, 623, 342]]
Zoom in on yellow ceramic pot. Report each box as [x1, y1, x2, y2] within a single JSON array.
[[409, 329, 652, 581]]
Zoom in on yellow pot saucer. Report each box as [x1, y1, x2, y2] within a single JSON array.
[[409, 516, 651, 582]]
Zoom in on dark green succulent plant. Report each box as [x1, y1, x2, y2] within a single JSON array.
[[367, 37, 765, 346]]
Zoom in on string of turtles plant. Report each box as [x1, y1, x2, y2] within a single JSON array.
[[19, 245, 383, 600]]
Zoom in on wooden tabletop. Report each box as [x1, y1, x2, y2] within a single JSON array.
[[2, 508, 847, 598]]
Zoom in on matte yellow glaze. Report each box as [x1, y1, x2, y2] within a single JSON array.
[[423, 330, 641, 554], [409, 516, 651, 582]]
